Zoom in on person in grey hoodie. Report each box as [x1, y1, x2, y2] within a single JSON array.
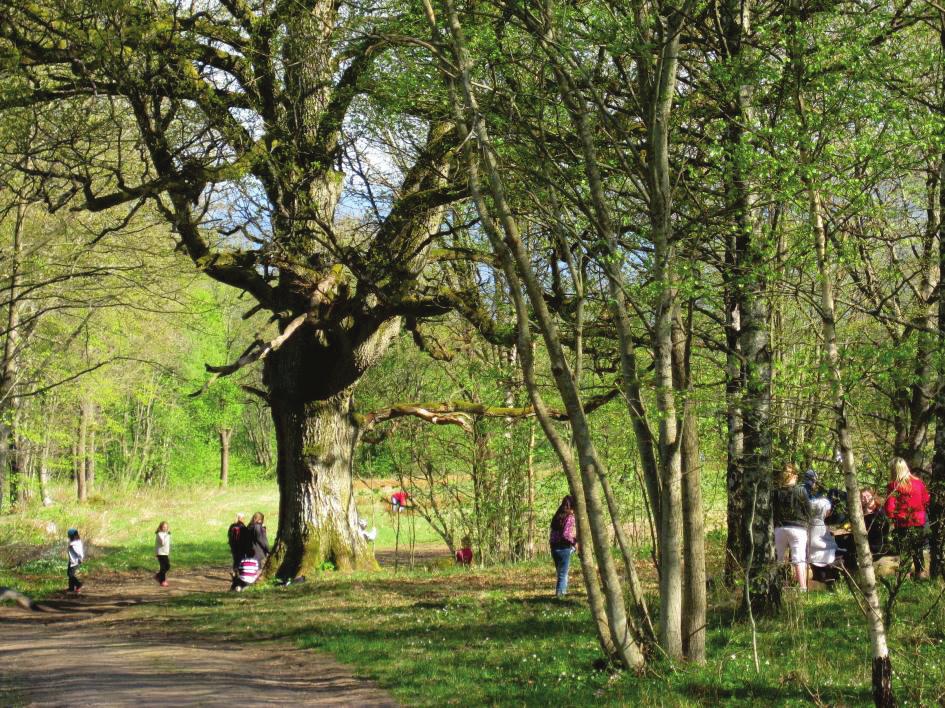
[[155, 521, 171, 587], [67, 528, 84, 593]]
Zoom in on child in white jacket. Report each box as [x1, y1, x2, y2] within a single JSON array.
[[155, 521, 171, 587], [67, 528, 84, 593]]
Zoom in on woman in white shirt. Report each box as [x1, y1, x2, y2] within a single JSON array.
[[806, 472, 842, 587]]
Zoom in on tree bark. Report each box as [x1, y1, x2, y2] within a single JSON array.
[[83, 401, 96, 493], [674, 308, 706, 663], [262, 317, 398, 579], [266, 390, 375, 577], [809, 184, 894, 708], [76, 402, 88, 502], [39, 427, 52, 507], [0, 201, 25, 512], [525, 420, 536, 559], [724, 275, 745, 585], [931, 152, 945, 579], [646, 22, 685, 660], [219, 427, 232, 487]]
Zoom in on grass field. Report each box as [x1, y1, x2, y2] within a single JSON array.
[[0, 481, 441, 593], [2, 481, 944, 705]]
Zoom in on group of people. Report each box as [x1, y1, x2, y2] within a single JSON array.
[[773, 456, 931, 590], [62, 512, 269, 594], [546, 455, 932, 597], [63, 460, 931, 600], [227, 512, 269, 591]]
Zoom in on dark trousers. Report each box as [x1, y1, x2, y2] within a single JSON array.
[[67, 564, 82, 591], [157, 555, 170, 582], [230, 555, 242, 590], [893, 527, 926, 576]]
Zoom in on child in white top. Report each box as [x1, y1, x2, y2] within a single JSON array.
[[67, 528, 84, 593], [155, 521, 171, 587]]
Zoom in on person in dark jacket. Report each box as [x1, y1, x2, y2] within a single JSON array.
[[227, 513, 247, 590], [248, 511, 270, 564], [773, 463, 813, 591], [840, 488, 888, 571]]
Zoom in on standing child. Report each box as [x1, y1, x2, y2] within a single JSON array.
[[155, 521, 171, 587], [67, 528, 84, 594]]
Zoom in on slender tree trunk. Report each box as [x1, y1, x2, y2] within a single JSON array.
[[219, 427, 232, 487], [83, 401, 95, 493], [76, 402, 88, 502], [525, 420, 536, 559], [646, 25, 685, 660], [0, 202, 25, 512], [931, 153, 945, 579], [674, 309, 706, 663], [715, 0, 775, 605], [39, 428, 52, 507], [434, 0, 645, 666], [724, 279, 745, 585], [8, 422, 21, 508], [808, 164, 895, 708], [16, 433, 32, 506]]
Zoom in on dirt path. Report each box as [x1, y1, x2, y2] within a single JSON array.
[[0, 568, 396, 707]]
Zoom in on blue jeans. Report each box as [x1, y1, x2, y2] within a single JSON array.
[[551, 546, 574, 596]]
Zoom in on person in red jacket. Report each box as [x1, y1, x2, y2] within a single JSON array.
[[884, 457, 931, 578], [390, 490, 409, 512]]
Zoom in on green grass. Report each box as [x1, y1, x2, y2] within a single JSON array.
[[0, 481, 442, 593], [3, 483, 944, 705], [147, 562, 945, 706]]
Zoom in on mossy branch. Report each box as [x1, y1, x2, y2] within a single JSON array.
[[360, 388, 619, 431]]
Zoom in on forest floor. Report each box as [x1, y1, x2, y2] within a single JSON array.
[[0, 566, 397, 707], [2, 485, 944, 705]]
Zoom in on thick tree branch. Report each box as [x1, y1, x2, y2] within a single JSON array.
[[360, 387, 619, 430], [191, 312, 307, 397]]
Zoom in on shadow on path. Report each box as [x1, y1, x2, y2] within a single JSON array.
[[0, 568, 396, 707]]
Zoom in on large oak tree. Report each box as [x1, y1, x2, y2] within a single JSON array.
[[0, 0, 463, 577]]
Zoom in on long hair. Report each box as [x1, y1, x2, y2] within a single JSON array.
[[889, 457, 912, 492], [156, 521, 169, 534], [778, 463, 798, 487], [251, 512, 265, 525], [551, 495, 575, 532]]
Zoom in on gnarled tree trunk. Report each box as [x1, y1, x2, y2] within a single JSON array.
[[262, 319, 398, 579], [267, 391, 373, 577]]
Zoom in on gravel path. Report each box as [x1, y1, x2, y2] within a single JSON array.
[[0, 568, 396, 707]]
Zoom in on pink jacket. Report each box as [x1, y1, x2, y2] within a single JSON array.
[[549, 514, 577, 548]]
